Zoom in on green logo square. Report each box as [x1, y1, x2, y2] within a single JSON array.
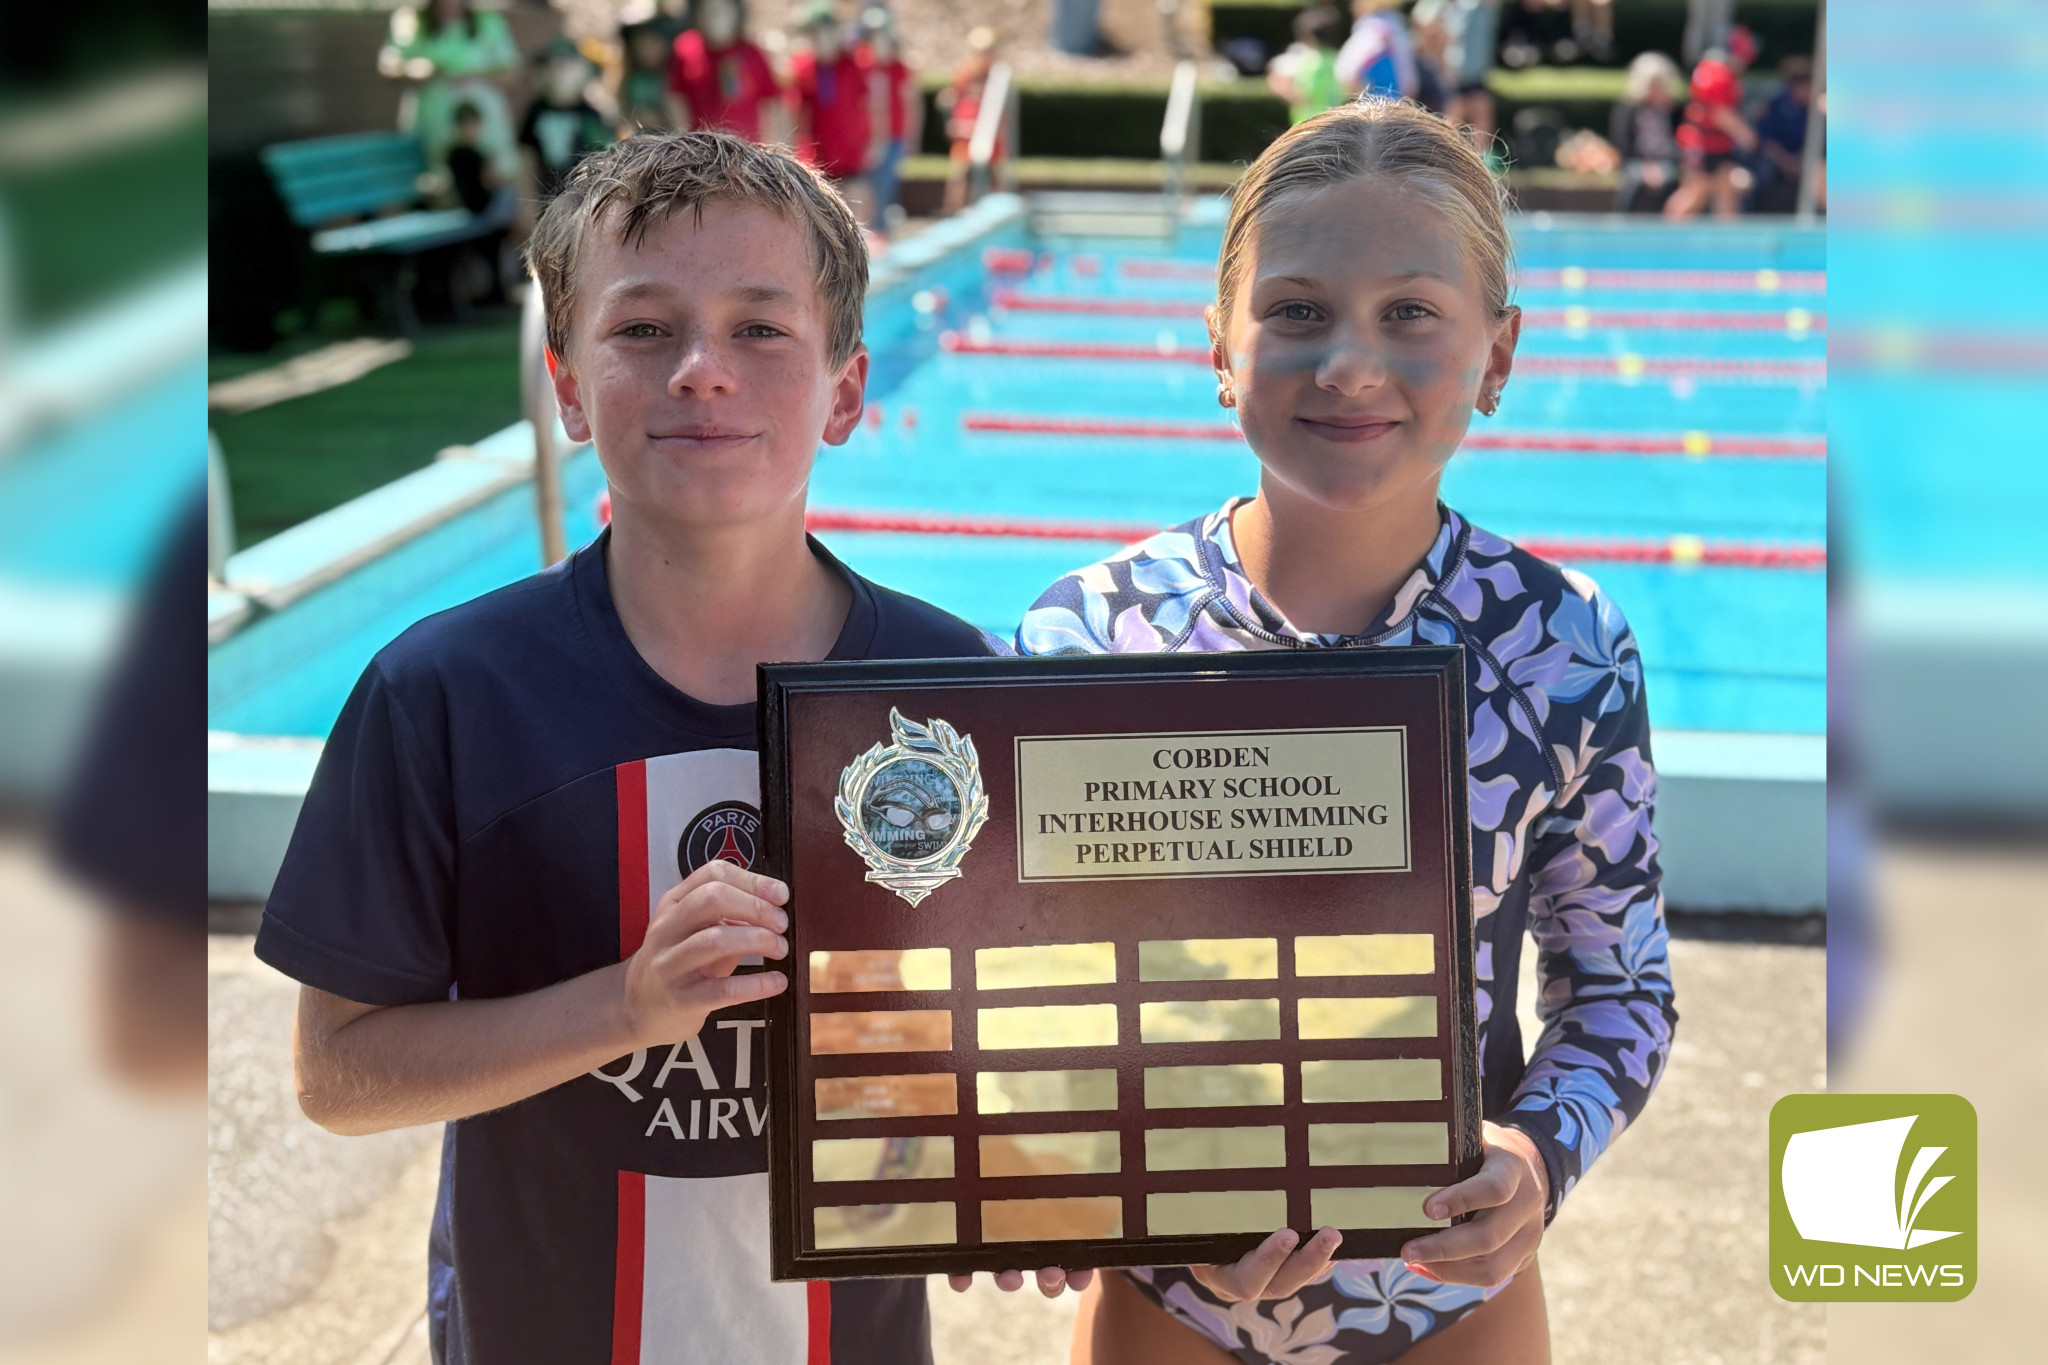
[[1768, 1093, 1976, 1302]]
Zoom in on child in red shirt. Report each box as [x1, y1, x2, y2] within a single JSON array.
[[786, 2, 872, 210], [666, 0, 779, 141], [1666, 22, 1760, 220], [855, 8, 918, 230]]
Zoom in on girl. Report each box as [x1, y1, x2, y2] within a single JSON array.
[[1016, 100, 1675, 1363]]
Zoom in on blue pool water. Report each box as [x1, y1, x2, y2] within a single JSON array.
[[207, 210, 1825, 740], [0, 361, 208, 590], [818, 216, 1825, 736]]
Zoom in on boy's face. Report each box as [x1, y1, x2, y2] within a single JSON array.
[[552, 202, 866, 534], [1214, 177, 1518, 516]]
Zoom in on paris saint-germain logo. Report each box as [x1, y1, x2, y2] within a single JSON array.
[[681, 801, 761, 873]]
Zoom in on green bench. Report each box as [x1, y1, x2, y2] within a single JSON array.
[[260, 131, 513, 329]]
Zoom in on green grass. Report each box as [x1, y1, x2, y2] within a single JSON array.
[[2, 113, 205, 328], [210, 318, 523, 545]]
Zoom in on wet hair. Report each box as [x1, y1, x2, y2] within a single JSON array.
[[524, 131, 867, 367], [1214, 98, 1515, 346]]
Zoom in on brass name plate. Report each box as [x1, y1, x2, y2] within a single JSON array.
[[1013, 727, 1409, 882]]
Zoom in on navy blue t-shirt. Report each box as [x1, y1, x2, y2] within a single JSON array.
[[255, 532, 992, 1364]]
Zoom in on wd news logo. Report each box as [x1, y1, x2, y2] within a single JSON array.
[[1769, 1094, 1976, 1302]]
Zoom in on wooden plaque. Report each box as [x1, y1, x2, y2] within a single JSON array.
[[758, 650, 1479, 1280]]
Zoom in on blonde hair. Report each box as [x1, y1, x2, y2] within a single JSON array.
[[1624, 51, 1683, 106], [1214, 99, 1515, 343], [525, 131, 868, 367]]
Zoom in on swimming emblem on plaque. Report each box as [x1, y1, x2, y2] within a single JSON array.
[[835, 708, 989, 906]]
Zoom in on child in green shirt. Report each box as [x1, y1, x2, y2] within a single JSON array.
[[1269, 5, 1352, 125]]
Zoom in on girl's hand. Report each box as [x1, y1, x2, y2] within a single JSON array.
[[946, 1268, 1095, 1298], [619, 860, 789, 1048], [1399, 1120, 1550, 1288], [1191, 1227, 1345, 1302]]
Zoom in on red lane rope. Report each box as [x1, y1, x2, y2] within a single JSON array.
[[1521, 308, 1825, 331], [1117, 259, 1217, 279], [805, 508, 1823, 569], [1517, 267, 1826, 293], [961, 412, 1826, 457], [942, 336, 1824, 375], [981, 296, 1822, 331], [1460, 431, 1825, 457], [1110, 261, 1827, 293], [992, 290, 1207, 316], [965, 413, 1246, 440], [944, 334, 1210, 362], [1515, 356, 1825, 380]]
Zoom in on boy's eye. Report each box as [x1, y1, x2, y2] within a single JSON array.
[[740, 324, 786, 338], [618, 322, 663, 338]]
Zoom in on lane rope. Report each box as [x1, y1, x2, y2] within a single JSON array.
[[959, 412, 1826, 457], [942, 335, 1822, 381], [980, 296, 1823, 332], [804, 508, 1823, 569], [1110, 259, 1826, 293]]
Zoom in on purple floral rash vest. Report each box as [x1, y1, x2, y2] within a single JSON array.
[[1014, 500, 1676, 1363]]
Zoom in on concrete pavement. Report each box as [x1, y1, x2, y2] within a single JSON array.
[[207, 930, 1826, 1364]]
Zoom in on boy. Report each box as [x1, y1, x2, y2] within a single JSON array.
[[854, 8, 917, 231], [255, 133, 994, 1362], [446, 103, 495, 213], [667, 0, 780, 143], [519, 39, 618, 201], [786, 2, 872, 219]]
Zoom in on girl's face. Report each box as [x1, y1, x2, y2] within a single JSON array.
[[1213, 177, 1518, 515]]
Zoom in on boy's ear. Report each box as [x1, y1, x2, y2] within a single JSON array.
[[820, 344, 871, 447], [550, 345, 595, 445]]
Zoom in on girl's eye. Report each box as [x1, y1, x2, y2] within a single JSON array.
[[1390, 302, 1435, 322], [1277, 302, 1319, 323]]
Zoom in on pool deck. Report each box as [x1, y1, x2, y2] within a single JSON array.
[[206, 915, 1828, 1363]]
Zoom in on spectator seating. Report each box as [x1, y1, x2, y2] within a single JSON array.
[[260, 131, 512, 329]]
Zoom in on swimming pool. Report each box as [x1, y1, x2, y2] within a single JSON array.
[[205, 196, 1825, 908], [208, 202, 1824, 744], [814, 209, 1825, 738]]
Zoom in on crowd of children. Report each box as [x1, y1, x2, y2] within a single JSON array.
[[381, 0, 920, 236], [1262, 2, 1821, 220]]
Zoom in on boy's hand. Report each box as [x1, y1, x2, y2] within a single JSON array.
[[620, 860, 790, 1048], [1191, 1227, 1344, 1302], [946, 1268, 1095, 1298], [1397, 1120, 1549, 1288]]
